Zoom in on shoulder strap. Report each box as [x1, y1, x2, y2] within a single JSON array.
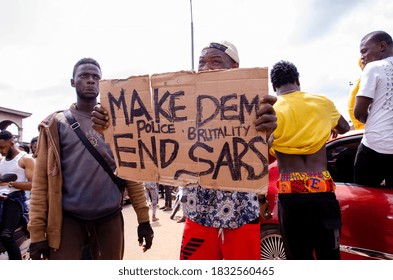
[[63, 109, 119, 186]]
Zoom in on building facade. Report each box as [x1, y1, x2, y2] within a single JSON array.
[[0, 106, 32, 142]]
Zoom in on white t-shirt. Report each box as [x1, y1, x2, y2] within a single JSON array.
[[0, 151, 28, 195], [357, 56, 393, 154]]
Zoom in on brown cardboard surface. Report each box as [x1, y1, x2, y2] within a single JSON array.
[[100, 68, 269, 194]]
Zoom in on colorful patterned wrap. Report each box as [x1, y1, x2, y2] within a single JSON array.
[[277, 171, 336, 194]]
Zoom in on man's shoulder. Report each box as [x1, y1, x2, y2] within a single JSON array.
[[303, 91, 334, 104], [386, 56, 393, 62], [40, 110, 65, 127], [277, 91, 333, 105], [19, 152, 35, 166], [366, 58, 393, 70]]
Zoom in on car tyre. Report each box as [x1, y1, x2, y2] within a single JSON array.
[[260, 224, 286, 260]]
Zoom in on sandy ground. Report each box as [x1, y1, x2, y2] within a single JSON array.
[[123, 197, 185, 260]]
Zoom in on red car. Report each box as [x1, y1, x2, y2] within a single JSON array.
[[260, 130, 393, 260]]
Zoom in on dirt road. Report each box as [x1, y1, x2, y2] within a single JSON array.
[[123, 197, 185, 260]]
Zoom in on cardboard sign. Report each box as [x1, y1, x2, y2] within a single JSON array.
[[100, 67, 269, 193]]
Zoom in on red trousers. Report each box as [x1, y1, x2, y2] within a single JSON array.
[[180, 218, 260, 260]]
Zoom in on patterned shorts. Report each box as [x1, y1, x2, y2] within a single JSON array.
[[277, 171, 336, 194]]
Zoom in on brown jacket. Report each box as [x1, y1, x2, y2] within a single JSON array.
[[27, 111, 149, 249]]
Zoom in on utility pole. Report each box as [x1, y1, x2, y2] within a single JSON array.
[[190, 0, 195, 71]]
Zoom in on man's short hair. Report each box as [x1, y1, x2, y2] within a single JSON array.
[[19, 144, 30, 154], [363, 30, 393, 45], [72, 57, 101, 78], [0, 130, 14, 141], [30, 136, 38, 145], [270, 60, 299, 89], [204, 41, 240, 64]]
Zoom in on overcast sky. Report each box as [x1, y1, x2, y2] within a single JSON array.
[[1, 0, 393, 142]]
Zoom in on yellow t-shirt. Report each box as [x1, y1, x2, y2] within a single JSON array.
[[272, 91, 340, 155], [347, 78, 365, 130]]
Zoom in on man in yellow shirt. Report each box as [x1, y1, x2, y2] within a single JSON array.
[[270, 60, 349, 259], [348, 58, 365, 130]]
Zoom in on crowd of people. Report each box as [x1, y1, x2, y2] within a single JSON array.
[[0, 30, 392, 260]]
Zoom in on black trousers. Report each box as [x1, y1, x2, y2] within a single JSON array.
[[278, 192, 341, 260], [160, 184, 172, 208], [0, 199, 23, 260], [354, 143, 393, 188]]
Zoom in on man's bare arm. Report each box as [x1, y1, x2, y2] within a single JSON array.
[[14, 155, 35, 190], [354, 96, 372, 124], [334, 115, 350, 135]]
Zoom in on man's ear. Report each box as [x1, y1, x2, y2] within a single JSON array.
[[380, 41, 387, 52], [70, 78, 75, 88], [232, 62, 239, 69]]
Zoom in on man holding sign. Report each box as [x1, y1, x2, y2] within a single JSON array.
[[178, 41, 274, 260], [93, 41, 277, 260]]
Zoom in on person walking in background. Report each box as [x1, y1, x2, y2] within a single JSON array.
[[144, 182, 159, 222], [269, 60, 349, 259], [159, 184, 173, 211], [30, 136, 38, 158], [16, 142, 32, 201], [26, 136, 39, 200], [0, 130, 34, 259], [158, 184, 164, 199], [354, 30, 393, 188], [27, 58, 153, 260], [348, 58, 365, 130], [17, 144, 30, 155], [176, 187, 186, 223]]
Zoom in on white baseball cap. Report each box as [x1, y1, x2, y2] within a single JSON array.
[[204, 40, 239, 64]]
